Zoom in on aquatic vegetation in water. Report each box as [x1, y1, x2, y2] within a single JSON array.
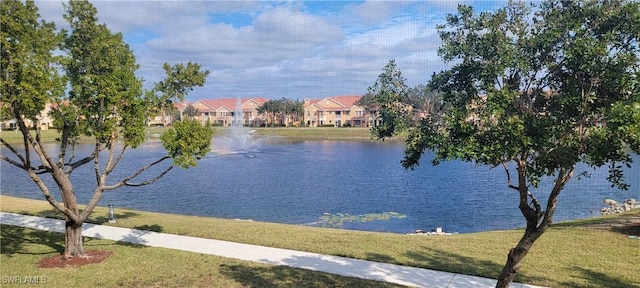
[[318, 212, 406, 228]]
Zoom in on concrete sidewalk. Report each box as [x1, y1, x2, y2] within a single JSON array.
[[0, 212, 544, 288]]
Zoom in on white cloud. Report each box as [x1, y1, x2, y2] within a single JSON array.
[[348, 1, 413, 24], [31, 0, 506, 100]]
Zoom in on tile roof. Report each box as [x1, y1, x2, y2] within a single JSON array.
[[326, 95, 361, 108], [305, 95, 362, 110], [190, 98, 269, 111]]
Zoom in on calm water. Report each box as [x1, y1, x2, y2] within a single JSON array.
[[1, 138, 639, 233]]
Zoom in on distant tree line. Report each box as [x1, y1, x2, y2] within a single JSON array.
[[257, 97, 304, 127], [356, 60, 444, 135]]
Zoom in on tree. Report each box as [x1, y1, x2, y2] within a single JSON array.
[[407, 84, 443, 119], [375, 1, 640, 287], [258, 98, 303, 126], [146, 62, 210, 125], [283, 99, 304, 126], [355, 92, 379, 127], [183, 105, 199, 120], [257, 99, 277, 126], [0, 0, 213, 259], [365, 60, 412, 137], [1, 0, 64, 125]]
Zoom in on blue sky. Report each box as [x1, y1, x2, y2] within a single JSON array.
[[35, 1, 509, 101]]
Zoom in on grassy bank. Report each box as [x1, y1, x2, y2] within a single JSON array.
[[1, 195, 639, 287], [252, 127, 376, 140], [0, 126, 382, 145]]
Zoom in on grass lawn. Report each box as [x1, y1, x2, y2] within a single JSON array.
[[0, 126, 387, 145], [252, 127, 378, 140], [1, 195, 639, 287]]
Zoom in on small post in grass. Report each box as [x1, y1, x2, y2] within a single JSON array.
[[108, 204, 116, 223]]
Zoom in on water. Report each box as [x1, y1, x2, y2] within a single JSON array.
[[210, 98, 268, 158], [1, 140, 638, 234]]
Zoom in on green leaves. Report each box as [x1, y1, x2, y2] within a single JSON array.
[[63, 0, 143, 143], [1, 0, 63, 121], [154, 62, 210, 105], [257, 98, 304, 126], [161, 119, 214, 168], [367, 60, 413, 139], [416, 0, 640, 189]]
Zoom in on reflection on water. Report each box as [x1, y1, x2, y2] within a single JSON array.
[[1, 141, 639, 234]]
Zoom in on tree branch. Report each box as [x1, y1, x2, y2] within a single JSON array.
[[102, 156, 172, 190], [123, 166, 173, 187], [67, 154, 96, 173], [0, 138, 28, 166], [104, 143, 127, 175], [502, 161, 520, 190], [26, 169, 80, 223], [66, 142, 106, 174], [541, 166, 575, 227], [13, 107, 33, 167], [0, 154, 29, 170], [93, 142, 102, 185], [51, 106, 73, 167], [527, 190, 542, 218]]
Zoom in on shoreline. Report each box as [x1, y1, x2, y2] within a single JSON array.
[[1, 126, 405, 145], [0, 194, 633, 236]]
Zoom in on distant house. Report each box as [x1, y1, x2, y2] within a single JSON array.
[[189, 98, 268, 127], [303, 95, 366, 127], [1, 102, 54, 131]]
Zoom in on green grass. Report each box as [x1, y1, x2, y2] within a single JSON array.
[[1, 126, 383, 145], [252, 127, 377, 140], [0, 226, 400, 288], [0, 126, 174, 145], [2, 195, 639, 287]]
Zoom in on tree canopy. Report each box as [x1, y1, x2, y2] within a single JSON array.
[[374, 0, 640, 287], [258, 97, 304, 126], [0, 0, 213, 258]]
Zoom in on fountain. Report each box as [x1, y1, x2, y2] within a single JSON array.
[[210, 98, 267, 158]]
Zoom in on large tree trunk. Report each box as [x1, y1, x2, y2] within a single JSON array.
[[495, 163, 571, 288], [63, 218, 85, 259], [495, 225, 545, 288]]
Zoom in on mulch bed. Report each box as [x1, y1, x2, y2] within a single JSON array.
[[38, 250, 112, 268]]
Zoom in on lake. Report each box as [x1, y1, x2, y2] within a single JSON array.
[[1, 138, 639, 234]]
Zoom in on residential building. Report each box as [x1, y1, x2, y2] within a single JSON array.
[[189, 98, 268, 127], [303, 95, 368, 127], [1, 102, 54, 131]]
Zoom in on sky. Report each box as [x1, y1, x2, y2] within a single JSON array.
[[34, 0, 509, 101]]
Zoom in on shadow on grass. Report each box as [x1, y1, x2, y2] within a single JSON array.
[[0, 224, 136, 257], [1, 225, 64, 256], [552, 210, 640, 236], [365, 252, 397, 264], [404, 246, 550, 286], [611, 224, 640, 235], [404, 246, 501, 277], [563, 266, 640, 288], [219, 263, 400, 288], [31, 209, 141, 225]]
